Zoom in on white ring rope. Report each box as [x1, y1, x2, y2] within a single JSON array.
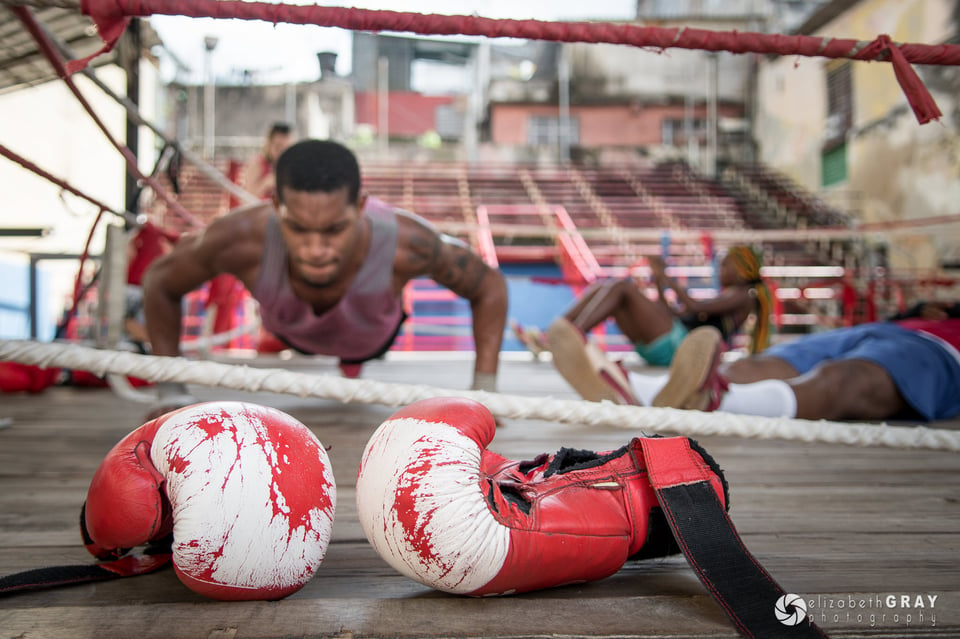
[[2, 338, 958, 452], [104, 372, 158, 403], [180, 320, 259, 352]]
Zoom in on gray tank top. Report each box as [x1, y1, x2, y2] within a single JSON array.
[[252, 197, 402, 359]]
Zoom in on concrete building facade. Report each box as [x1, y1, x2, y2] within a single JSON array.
[[753, 0, 960, 271]]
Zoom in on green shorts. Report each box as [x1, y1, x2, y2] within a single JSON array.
[[633, 319, 689, 367]]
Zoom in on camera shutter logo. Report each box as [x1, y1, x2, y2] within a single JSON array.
[[775, 593, 808, 626]]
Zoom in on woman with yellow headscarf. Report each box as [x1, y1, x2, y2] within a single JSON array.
[[645, 243, 772, 356], [715, 245, 773, 354]]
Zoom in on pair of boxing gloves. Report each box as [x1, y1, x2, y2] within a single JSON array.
[[83, 397, 727, 600]]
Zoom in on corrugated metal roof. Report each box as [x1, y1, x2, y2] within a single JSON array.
[[0, 5, 160, 95]]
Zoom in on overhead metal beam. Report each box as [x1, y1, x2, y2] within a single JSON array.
[[0, 227, 49, 237]]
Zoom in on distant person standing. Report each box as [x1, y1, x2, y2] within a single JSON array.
[[209, 123, 294, 345], [243, 122, 294, 200]]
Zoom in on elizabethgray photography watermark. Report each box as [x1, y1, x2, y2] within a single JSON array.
[[776, 593, 939, 628]]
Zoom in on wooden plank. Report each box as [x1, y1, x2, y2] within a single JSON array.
[[1, 356, 958, 638], [0, 595, 738, 639]]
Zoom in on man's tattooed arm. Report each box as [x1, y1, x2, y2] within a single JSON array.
[[401, 221, 487, 299], [397, 215, 508, 385]]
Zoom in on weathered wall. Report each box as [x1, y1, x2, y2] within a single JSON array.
[[754, 0, 960, 270], [491, 102, 743, 148]]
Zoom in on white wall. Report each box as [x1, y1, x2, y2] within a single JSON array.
[[570, 43, 750, 102], [0, 60, 161, 336]]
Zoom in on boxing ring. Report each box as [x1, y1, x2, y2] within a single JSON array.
[[1, 0, 959, 449], [1, 348, 958, 638], [1, 2, 960, 638], [0, 0, 960, 446]]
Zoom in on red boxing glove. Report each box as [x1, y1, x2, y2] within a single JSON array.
[[83, 401, 336, 600], [356, 397, 727, 596], [0, 361, 59, 393]]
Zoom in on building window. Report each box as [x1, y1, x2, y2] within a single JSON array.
[[662, 118, 705, 146], [528, 116, 580, 146], [822, 143, 847, 187], [824, 62, 852, 149], [435, 104, 462, 140]]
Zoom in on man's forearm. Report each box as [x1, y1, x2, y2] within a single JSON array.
[[472, 305, 505, 373], [145, 295, 185, 357], [470, 272, 508, 379], [473, 329, 503, 374]]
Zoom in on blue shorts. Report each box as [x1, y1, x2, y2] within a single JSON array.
[[764, 322, 960, 421], [634, 319, 689, 367]]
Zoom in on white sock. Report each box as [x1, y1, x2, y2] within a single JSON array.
[[719, 379, 797, 418], [629, 372, 669, 406]]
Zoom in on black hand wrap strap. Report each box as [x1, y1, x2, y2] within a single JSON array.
[[0, 510, 172, 596], [0, 555, 168, 594], [640, 437, 830, 639]]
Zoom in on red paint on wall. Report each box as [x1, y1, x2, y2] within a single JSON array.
[[355, 91, 456, 137], [490, 103, 743, 146]]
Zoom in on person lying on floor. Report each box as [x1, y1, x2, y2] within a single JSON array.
[[570, 299, 960, 422]]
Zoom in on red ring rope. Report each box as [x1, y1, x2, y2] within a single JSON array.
[[68, 0, 960, 123], [13, 5, 203, 228]]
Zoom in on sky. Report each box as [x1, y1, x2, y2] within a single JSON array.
[[148, 0, 637, 86]]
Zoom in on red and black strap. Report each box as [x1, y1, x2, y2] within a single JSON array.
[[642, 436, 829, 639]]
